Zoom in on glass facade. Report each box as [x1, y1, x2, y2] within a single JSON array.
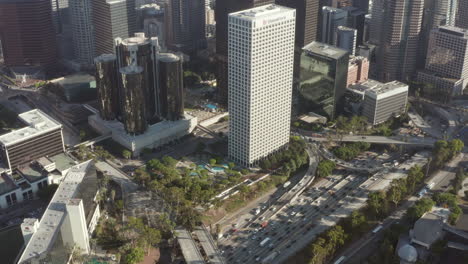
[[158, 53, 184, 121], [299, 45, 349, 120]]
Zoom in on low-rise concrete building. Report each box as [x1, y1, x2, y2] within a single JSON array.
[[345, 79, 408, 125], [18, 160, 100, 264]]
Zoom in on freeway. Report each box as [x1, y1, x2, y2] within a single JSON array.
[[194, 226, 225, 264], [218, 152, 429, 264], [175, 228, 205, 264], [332, 151, 467, 264]]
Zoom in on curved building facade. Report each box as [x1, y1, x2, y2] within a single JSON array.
[[120, 66, 147, 135], [158, 53, 184, 121], [115, 34, 160, 120], [94, 54, 119, 120], [0, 0, 57, 70]]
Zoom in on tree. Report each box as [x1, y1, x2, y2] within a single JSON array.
[[79, 130, 87, 141], [228, 162, 235, 169], [309, 237, 327, 264], [122, 150, 132, 160], [367, 191, 387, 218], [122, 247, 145, 264], [209, 159, 216, 166], [162, 155, 178, 168], [317, 160, 336, 178], [238, 184, 250, 201]]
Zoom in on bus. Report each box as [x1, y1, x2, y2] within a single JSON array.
[[372, 225, 383, 234], [334, 256, 346, 264]]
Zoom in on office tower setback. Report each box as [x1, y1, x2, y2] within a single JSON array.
[[120, 66, 148, 134], [94, 54, 119, 120], [70, 0, 95, 67], [299, 42, 349, 120], [321, 6, 348, 45], [336, 26, 357, 55], [228, 5, 296, 167], [370, 0, 424, 82], [456, 0, 468, 29], [115, 34, 160, 121], [166, 0, 206, 53], [159, 53, 184, 121], [92, 0, 136, 55], [0, 0, 57, 71], [215, 0, 274, 105], [416, 26, 468, 103]]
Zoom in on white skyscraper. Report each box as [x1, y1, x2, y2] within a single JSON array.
[[228, 5, 296, 167]]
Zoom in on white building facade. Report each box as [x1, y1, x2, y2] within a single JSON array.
[[228, 5, 296, 167]]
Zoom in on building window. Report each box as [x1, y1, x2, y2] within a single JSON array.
[[6, 193, 17, 207], [38, 180, 48, 190], [23, 190, 33, 200]]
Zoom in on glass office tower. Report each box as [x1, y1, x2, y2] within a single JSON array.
[[299, 42, 349, 120]]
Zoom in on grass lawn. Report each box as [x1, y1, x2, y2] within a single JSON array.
[[0, 225, 24, 263]]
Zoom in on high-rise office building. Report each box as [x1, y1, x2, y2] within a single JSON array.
[[159, 53, 184, 121], [215, 0, 274, 105], [94, 54, 119, 121], [0, 0, 57, 71], [342, 6, 366, 46], [321, 6, 348, 45], [353, 0, 369, 12], [456, 0, 468, 29], [120, 65, 148, 135], [276, 0, 320, 84], [228, 5, 296, 167], [370, 0, 424, 82], [92, 0, 136, 55], [69, 0, 95, 67], [115, 34, 160, 121], [336, 26, 357, 55], [419, 0, 458, 69], [417, 26, 468, 103], [299, 42, 349, 120], [166, 0, 206, 53]]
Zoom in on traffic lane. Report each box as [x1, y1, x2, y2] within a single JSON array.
[[227, 176, 367, 262]]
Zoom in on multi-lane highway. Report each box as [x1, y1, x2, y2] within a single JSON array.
[[218, 151, 429, 264]]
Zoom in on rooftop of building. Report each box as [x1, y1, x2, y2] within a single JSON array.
[[53, 73, 96, 89], [116, 33, 158, 48], [230, 4, 294, 21], [0, 173, 19, 195], [303, 41, 349, 60], [437, 26, 468, 38], [17, 163, 47, 183], [0, 109, 62, 147], [337, 26, 357, 32], [322, 6, 346, 13], [366, 80, 408, 96], [349, 55, 368, 64], [18, 160, 95, 263], [159, 53, 180, 63], [48, 153, 76, 173], [412, 207, 450, 247]]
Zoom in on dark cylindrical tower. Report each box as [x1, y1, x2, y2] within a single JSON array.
[[120, 65, 148, 135], [94, 54, 119, 120], [0, 0, 57, 71], [158, 53, 184, 121], [115, 34, 159, 121]]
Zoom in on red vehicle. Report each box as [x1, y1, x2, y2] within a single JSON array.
[[261, 221, 268, 228]]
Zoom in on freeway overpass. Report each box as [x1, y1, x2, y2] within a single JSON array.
[[309, 135, 437, 147]]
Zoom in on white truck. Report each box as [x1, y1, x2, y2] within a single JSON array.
[[254, 208, 261, 215], [262, 251, 279, 263], [283, 181, 291, 188], [427, 182, 435, 190], [260, 237, 271, 247]]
